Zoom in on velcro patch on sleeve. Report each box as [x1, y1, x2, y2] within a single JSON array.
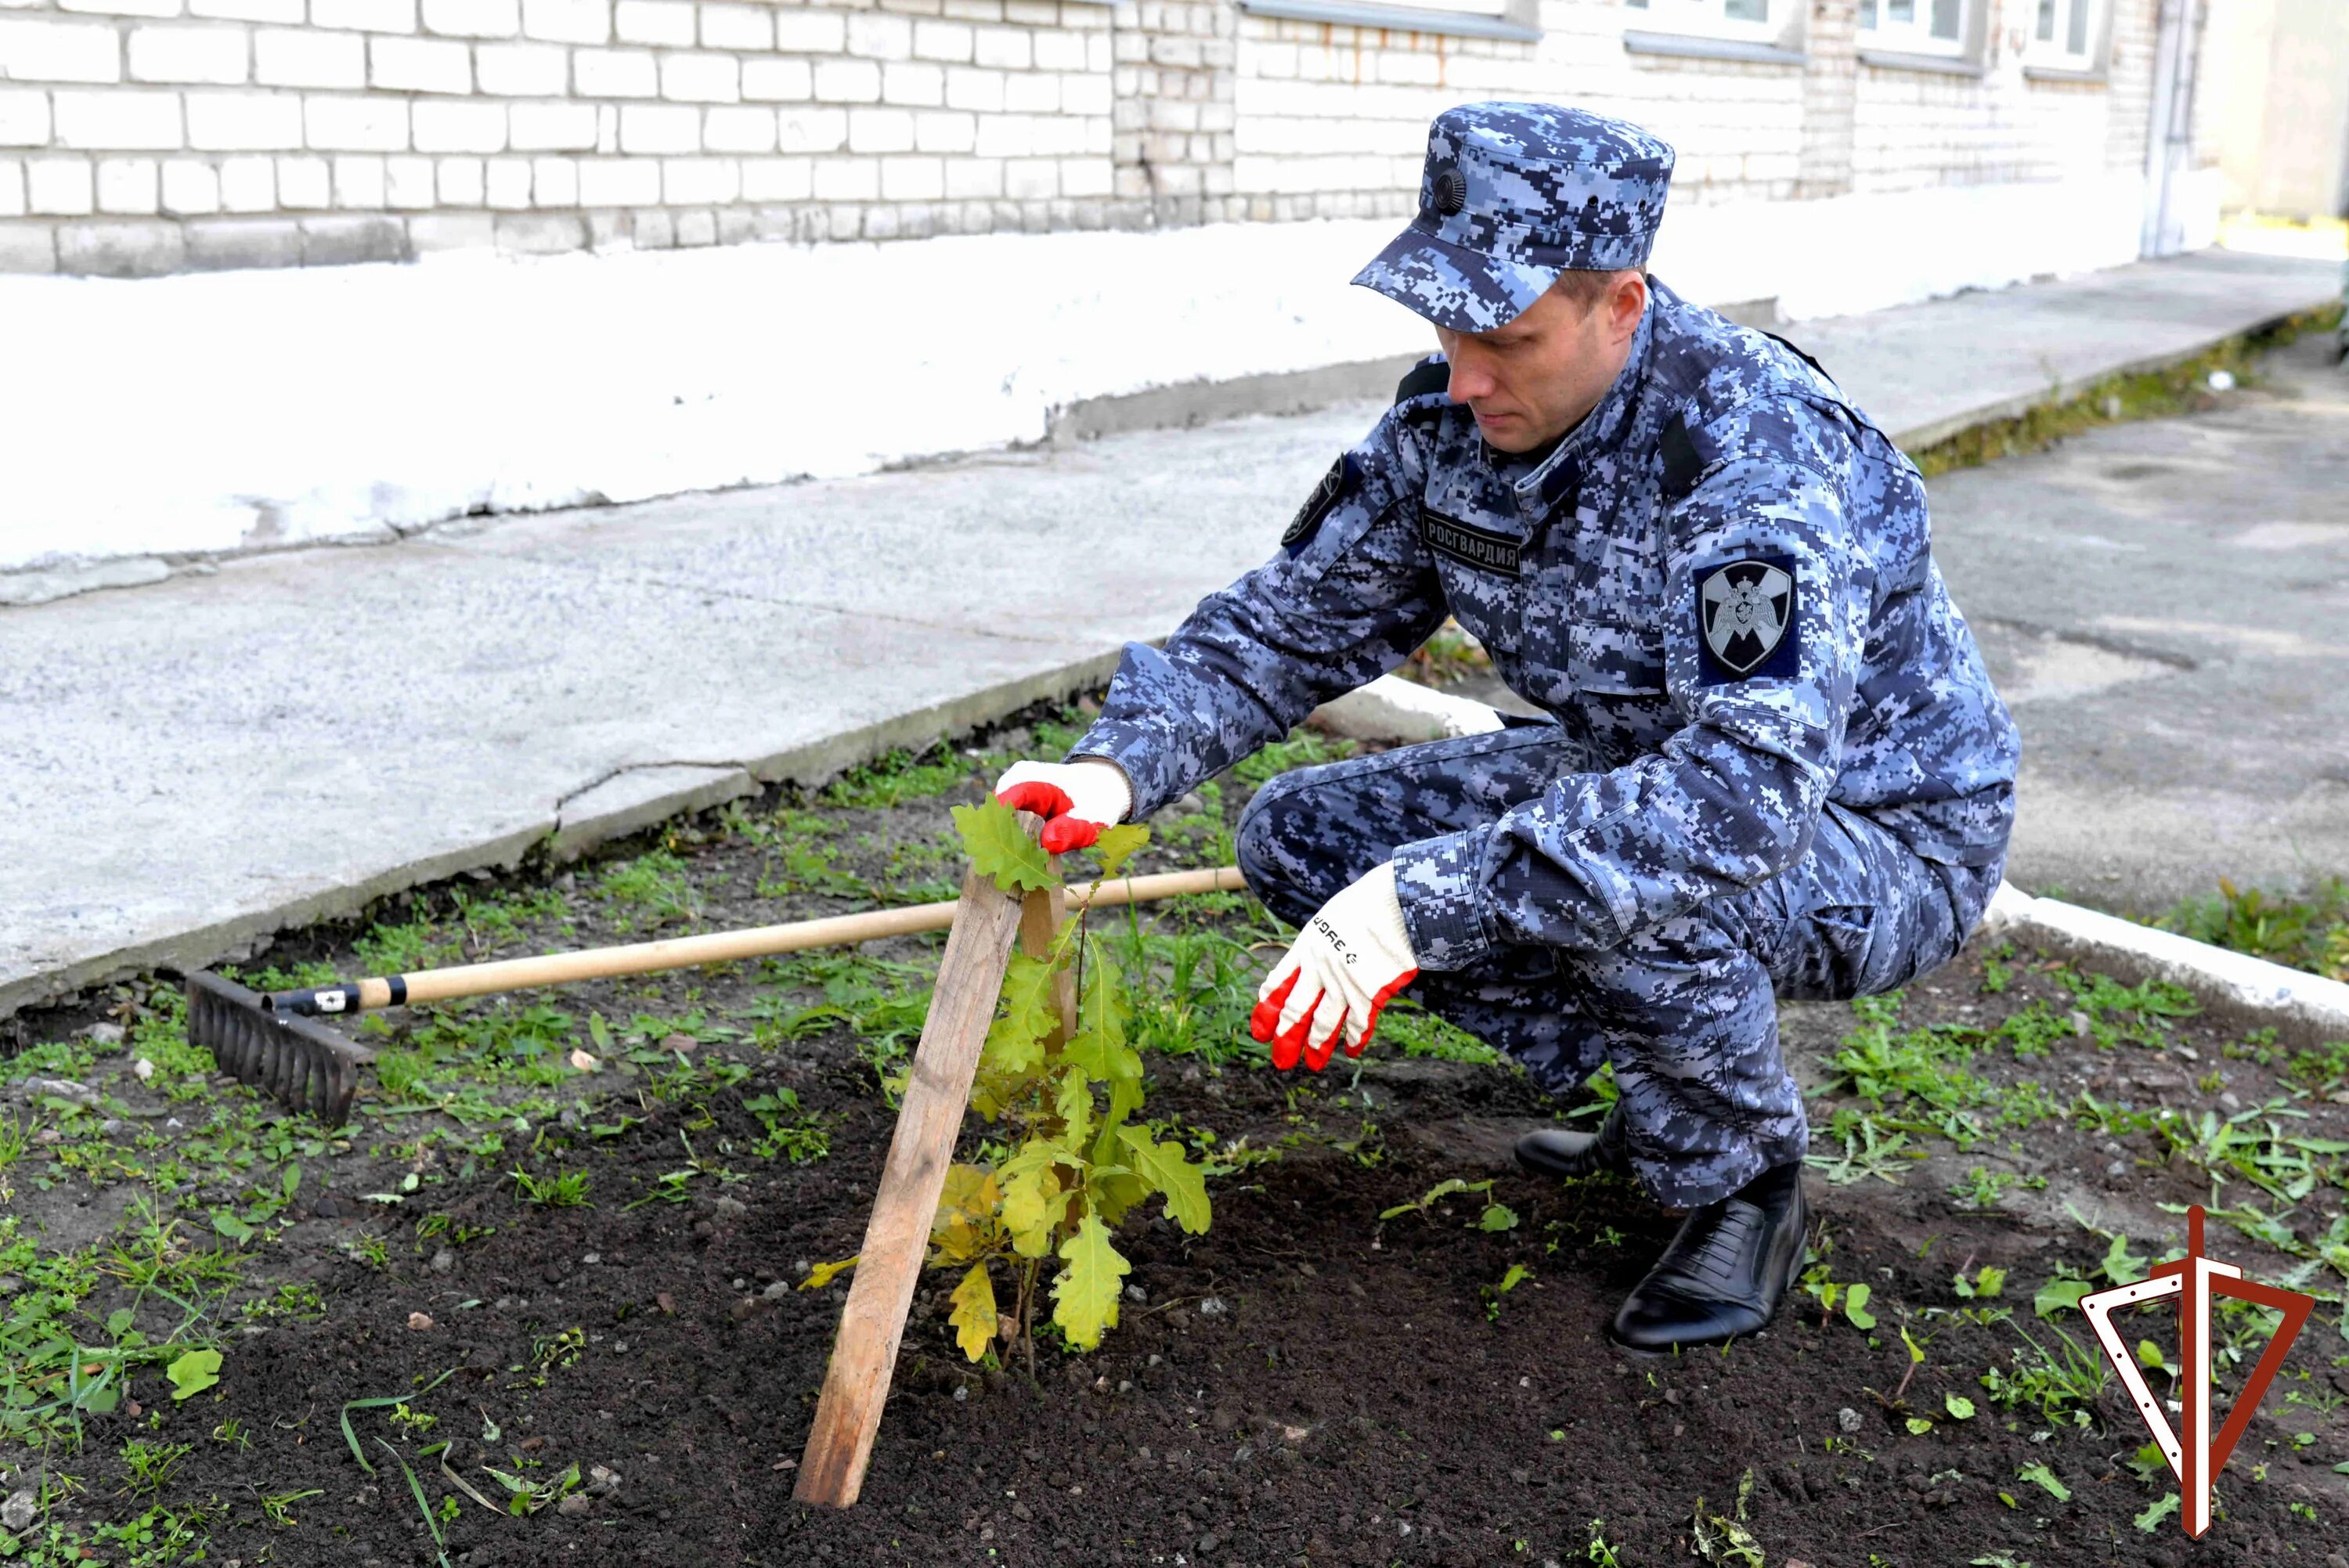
[[1694, 553, 1799, 683], [1282, 455, 1353, 552]]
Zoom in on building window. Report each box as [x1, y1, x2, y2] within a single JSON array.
[[2027, 0, 2101, 67], [1622, 0, 1781, 43], [1857, 0, 1968, 56]]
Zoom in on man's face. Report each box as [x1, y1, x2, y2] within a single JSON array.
[[1433, 272, 1648, 455]]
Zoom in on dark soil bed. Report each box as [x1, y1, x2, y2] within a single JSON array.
[[5, 703, 2346, 1568]]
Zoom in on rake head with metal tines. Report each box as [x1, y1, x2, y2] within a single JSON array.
[[186, 971, 375, 1126]]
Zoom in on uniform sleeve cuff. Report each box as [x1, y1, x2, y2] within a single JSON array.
[[1064, 722, 1176, 822], [1391, 828, 1496, 971]]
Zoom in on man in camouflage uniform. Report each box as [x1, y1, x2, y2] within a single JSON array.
[[996, 103, 2018, 1352]]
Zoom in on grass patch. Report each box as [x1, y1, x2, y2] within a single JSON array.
[[2155, 876, 2349, 983], [1907, 302, 2344, 479]]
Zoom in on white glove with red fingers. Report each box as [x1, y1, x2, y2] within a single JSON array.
[[1250, 862, 1420, 1072], [993, 759, 1133, 855]]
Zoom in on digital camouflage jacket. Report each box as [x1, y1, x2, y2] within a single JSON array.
[[1070, 279, 2019, 971]]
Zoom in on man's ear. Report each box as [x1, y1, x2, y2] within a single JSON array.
[[1609, 271, 1647, 343]]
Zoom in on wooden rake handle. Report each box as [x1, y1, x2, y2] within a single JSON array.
[[266, 866, 1244, 1016]]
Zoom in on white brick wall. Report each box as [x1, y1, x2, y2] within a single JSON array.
[[0, 0, 2175, 276], [128, 26, 251, 85], [257, 29, 366, 88]]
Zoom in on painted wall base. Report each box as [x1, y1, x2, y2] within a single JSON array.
[[0, 171, 2200, 578]]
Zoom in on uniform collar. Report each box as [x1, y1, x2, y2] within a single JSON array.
[[1499, 293, 1657, 518]]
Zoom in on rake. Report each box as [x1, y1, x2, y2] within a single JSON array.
[[184, 863, 1245, 1126]]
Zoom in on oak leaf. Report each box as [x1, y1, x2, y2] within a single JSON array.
[[949, 1263, 998, 1363], [1092, 823, 1150, 880], [1117, 1129, 1211, 1235], [1051, 1216, 1131, 1350], [951, 798, 1056, 895]]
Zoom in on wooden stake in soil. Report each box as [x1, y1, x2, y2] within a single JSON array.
[[792, 860, 1041, 1509]]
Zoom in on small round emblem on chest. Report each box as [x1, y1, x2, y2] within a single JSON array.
[[1432, 169, 1467, 217]]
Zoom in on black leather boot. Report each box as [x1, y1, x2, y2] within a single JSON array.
[[1514, 1102, 1629, 1181], [1609, 1159, 1809, 1354]]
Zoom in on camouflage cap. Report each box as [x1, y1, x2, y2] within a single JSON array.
[[1352, 103, 1676, 334]]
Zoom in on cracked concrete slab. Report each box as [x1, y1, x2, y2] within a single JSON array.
[[1929, 330, 2349, 913]]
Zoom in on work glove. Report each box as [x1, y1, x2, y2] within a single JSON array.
[[993, 758, 1133, 855], [1250, 862, 1419, 1072]]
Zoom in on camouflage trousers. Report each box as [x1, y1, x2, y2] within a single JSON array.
[[1236, 723, 2005, 1209]]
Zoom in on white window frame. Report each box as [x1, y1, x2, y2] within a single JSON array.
[[1621, 0, 1784, 46], [1856, 0, 1971, 58], [1388, 0, 1508, 16], [2026, 0, 2105, 70]]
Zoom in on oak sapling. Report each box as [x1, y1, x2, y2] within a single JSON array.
[[931, 799, 1211, 1369]]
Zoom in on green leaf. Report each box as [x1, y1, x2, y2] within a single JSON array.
[[377, 1438, 453, 1568], [1379, 1177, 1485, 1220], [1093, 823, 1150, 880], [1084, 1163, 1150, 1229], [1905, 1417, 1933, 1435], [2102, 1231, 2147, 1285], [1062, 1027, 1141, 1091], [1055, 1069, 1092, 1152], [589, 1011, 613, 1051], [1944, 1392, 1976, 1421], [984, 951, 1059, 1075], [2134, 1494, 2181, 1532], [934, 1162, 999, 1231], [1073, 940, 1129, 1059], [212, 1210, 255, 1244], [2033, 1275, 2092, 1317], [167, 1349, 223, 1402], [1971, 1264, 2004, 1298], [1494, 1263, 1532, 1295], [106, 1307, 135, 1338], [282, 1162, 303, 1200], [2136, 1338, 2167, 1370], [949, 1263, 998, 1363], [952, 798, 1056, 895], [2016, 1461, 2071, 1502], [1118, 1128, 1211, 1235], [1050, 1215, 1131, 1351], [998, 1143, 1070, 1258], [1845, 1282, 1876, 1330], [1477, 1202, 1519, 1232]]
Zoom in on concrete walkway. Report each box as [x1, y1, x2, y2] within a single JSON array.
[[1, 248, 2336, 1016]]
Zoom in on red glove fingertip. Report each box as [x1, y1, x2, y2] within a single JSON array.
[[1349, 968, 1419, 1056], [1250, 971, 1297, 1044], [1037, 814, 1102, 855], [1271, 1007, 1314, 1071], [996, 781, 1076, 819]]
